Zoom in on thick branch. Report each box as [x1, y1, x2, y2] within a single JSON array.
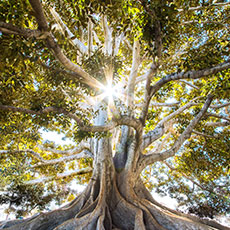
[[0, 149, 45, 162], [210, 102, 230, 109], [178, 80, 199, 90], [140, 62, 159, 125], [127, 39, 141, 109], [192, 130, 218, 139], [28, 0, 101, 89], [114, 32, 124, 56], [103, 16, 113, 56], [25, 167, 92, 185], [49, 7, 87, 54], [150, 61, 230, 98], [178, 2, 230, 13], [38, 142, 90, 156], [0, 21, 49, 39], [32, 150, 93, 168], [139, 61, 230, 126], [206, 112, 230, 122], [142, 100, 198, 150], [0, 105, 142, 133], [205, 121, 230, 127], [138, 95, 214, 171]]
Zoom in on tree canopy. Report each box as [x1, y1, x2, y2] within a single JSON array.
[[0, 0, 230, 229]]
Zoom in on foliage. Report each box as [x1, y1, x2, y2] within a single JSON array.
[[0, 0, 229, 220]]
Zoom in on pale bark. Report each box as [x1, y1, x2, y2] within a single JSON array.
[[206, 112, 230, 122], [150, 61, 230, 98], [26, 167, 92, 185], [1, 1, 230, 229], [139, 95, 214, 171], [178, 80, 199, 89], [103, 16, 113, 56], [178, 2, 230, 13], [49, 7, 87, 54], [31, 150, 93, 168], [0, 149, 44, 162], [210, 102, 230, 109], [205, 121, 230, 127], [142, 99, 199, 150], [87, 19, 93, 56], [38, 142, 90, 156]]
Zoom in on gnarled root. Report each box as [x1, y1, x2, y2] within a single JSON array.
[[1, 177, 229, 230]]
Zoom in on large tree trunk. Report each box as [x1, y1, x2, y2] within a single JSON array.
[[1, 151, 229, 230]]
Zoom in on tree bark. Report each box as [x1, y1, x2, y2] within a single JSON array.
[[1, 153, 229, 230]]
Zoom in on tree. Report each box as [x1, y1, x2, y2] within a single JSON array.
[[0, 0, 230, 229]]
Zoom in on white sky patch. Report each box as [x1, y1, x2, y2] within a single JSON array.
[[41, 130, 74, 145]]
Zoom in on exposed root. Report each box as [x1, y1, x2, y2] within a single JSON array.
[[1, 175, 230, 230], [134, 210, 145, 230]]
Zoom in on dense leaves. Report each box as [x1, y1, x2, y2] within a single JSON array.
[[0, 0, 229, 221]]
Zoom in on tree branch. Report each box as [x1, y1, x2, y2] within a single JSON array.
[[25, 167, 92, 185], [102, 16, 113, 56], [192, 130, 218, 139], [205, 121, 230, 127], [87, 18, 93, 56], [178, 80, 199, 90], [126, 39, 141, 109], [150, 61, 230, 98], [49, 7, 87, 54], [28, 0, 102, 90], [0, 21, 49, 39], [0, 104, 142, 133], [114, 32, 124, 56], [210, 102, 230, 109], [140, 62, 159, 125], [32, 150, 93, 168], [178, 2, 230, 13], [38, 142, 90, 156], [138, 95, 214, 172], [205, 112, 230, 122], [0, 149, 45, 162], [141, 99, 199, 150]]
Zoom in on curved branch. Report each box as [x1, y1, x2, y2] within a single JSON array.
[[27, 0, 102, 90], [0, 149, 45, 162], [210, 102, 230, 109], [32, 150, 93, 168], [192, 130, 218, 139], [0, 21, 49, 39], [26, 167, 92, 185], [178, 80, 199, 90], [150, 61, 230, 98], [178, 2, 230, 13], [49, 7, 87, 54], [142, 99, 199, 150], [205, 121, 230, 127], [206, 112, 230, 122], [127, 39, 141, 109], [0, 105, 142, 133], [139, 61, 230, 126], [0, 148, 93, 167], [138, 95, 214, 172], [38, 142, 90, 156]]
